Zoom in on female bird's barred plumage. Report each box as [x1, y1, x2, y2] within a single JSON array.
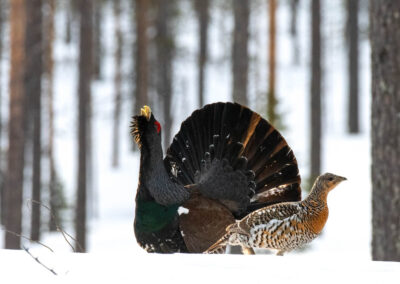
[[205, 173, 346, 255]]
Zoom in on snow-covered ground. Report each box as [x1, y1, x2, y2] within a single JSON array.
[[1, 250, 400, 283], [1, 0, 400, 281]]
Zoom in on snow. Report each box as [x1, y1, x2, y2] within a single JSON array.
[[1, 0, 399, 282], [1, 250, 399, 283]]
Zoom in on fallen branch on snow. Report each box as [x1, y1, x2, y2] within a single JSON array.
[[22, 245, 57, 276]]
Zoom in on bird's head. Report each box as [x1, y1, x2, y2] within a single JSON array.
[[316, 173, 347, 192], [131, 105, 162, 150]]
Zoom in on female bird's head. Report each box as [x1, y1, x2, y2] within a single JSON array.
[[316, 173, 347, 192], [307, 173, 347, 203], [131, 105, 162, 150]]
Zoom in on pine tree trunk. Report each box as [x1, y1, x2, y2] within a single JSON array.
[[267, 0, 277, 125], [0, 0, 5, 226], [112, 0, 122, 168], [290, 0, 299, 65], [371, 0, 400, 262], [232, 0, 249, 106], [347, 0, 359, 133], [75, 0, 93, 253], [134, 0, 148, 115], [92, 0, 102, 80], [310, 0, 321, 183], [195, 0, 209, 108], [65, 0, 72, 44], [155, 0, 174, 151], [5, 0, 26, 249], [25, 0, 43, 242], [44, 0, 58, 232]]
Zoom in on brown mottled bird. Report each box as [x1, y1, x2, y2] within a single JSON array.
[[205, 173, 346, 255]]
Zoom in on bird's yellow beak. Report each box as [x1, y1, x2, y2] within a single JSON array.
[[141, 105, 151, 121]]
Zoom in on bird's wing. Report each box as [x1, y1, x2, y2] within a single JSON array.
[[236, 202, 302, 235], [178, 193, 235, 253]]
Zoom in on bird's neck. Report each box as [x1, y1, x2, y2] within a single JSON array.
[[305, 185, 329, 205], [302, 185, 329, 234], [302, 184, 330, 216], [137, 141, 189, 206]]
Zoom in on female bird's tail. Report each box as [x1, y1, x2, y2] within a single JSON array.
[[204, 232, 231, 254]]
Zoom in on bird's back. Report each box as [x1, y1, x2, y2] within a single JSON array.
[[243, 202, 321, 251], [207, 199, 329, 254]]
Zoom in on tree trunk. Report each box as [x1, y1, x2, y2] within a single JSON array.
[[44, 0, 59, 232], [134, 0, 149, 115], [0, 0, 5, 226], [75, 0, 93, 253], [347, 0, 359, 133], [195, 0, 209, 108], [267, 0, 277, 125], [232, 0, 249, 106], [5, 0, 26, 249], [371, 0, 400, 262], [309, 0, 321, 184], [25, 0, 43, 242], [92, 0, 102, 80], [290, 0, 299, 65], [65, 0, 73, 44], [112, 0, 122, 168], [155, 0, 174, 151]]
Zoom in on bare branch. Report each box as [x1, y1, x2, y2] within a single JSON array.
[[27, 199, 81, 252], [22, 245, 57, 275], [2, 228, 54, 252]]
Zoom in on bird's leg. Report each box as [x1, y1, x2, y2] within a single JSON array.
[[276, 250, 285, 256], [241, 246, 255, 255]]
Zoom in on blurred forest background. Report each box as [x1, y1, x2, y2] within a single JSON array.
[[0, 0, 398, 261]]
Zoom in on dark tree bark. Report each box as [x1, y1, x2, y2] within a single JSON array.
[[232, 0, 249, 106], [43, 0, 59, 232], [290, 0, 300, 65], [92, 0, 102, 79], [0, 0, 5, 226], [155, 0, 175, 151], [195, 0, 209, 108], [309, 0, 321, 183], [65, 0, 73, 44], [347, 0, 359, 133], [112, 0, 122, 168], [371, 0, 400, 262], [5, 0, 26, 249], [75, 0, 93, 253], [134, 0, 148, 114], [267, 0, 277, 125], [25, 0, 43, 242]]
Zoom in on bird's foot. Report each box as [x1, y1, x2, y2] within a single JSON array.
[[241, 246, 255, 255]]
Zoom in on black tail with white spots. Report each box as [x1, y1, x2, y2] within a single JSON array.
[[164, 102, 301, 219]]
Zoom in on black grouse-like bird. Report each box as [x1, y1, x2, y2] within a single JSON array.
[[131, 102, 301, 253]]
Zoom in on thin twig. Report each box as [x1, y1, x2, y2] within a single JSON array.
[[27, 199, 81, 252], [22, 245, 57, 276], [2, 229, 54, 252]]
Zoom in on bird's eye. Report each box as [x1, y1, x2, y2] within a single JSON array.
[[154, 121, 161, 134], [328, 177, 333, 181]]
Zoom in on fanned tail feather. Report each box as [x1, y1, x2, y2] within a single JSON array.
[[164, 102, 301, 217]]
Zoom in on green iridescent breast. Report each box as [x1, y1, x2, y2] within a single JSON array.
[[135, 200, 179, 233]]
